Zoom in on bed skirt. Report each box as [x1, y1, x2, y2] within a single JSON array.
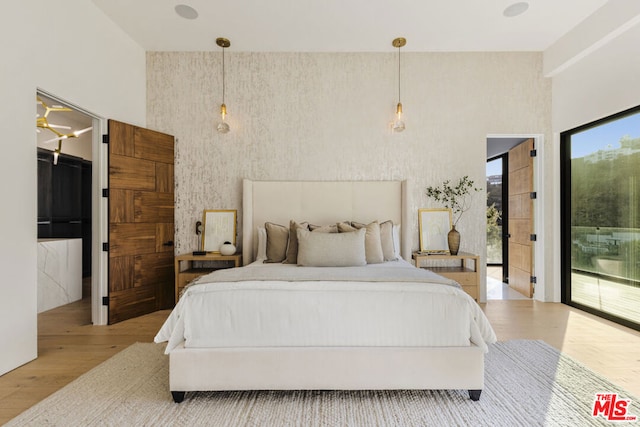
[[168, 342, 485, 402]]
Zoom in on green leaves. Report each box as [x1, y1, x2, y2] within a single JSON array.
[[425, 175, 481, 226]]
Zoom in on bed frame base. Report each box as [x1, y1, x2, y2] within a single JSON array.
[[171, 389, 482, 404], [169, 343, 485, 402]]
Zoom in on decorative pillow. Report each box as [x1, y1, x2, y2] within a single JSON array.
[[297, 228, 366, 267], [309, 224, 338, 233], [256, 227, 267, 261], [379, 220, 398, 261], [285, 220, 309, 264], [393, 224, 401, 259], [337, 222, 357, 232], [347, 221, 384, 264], [264, 222, 289, 263]]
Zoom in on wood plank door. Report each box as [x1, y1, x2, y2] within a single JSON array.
[[108, 120, 175, 324], [508, 138, 534, 298]]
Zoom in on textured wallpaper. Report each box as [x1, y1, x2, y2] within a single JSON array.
[[146, 51, 551, 285]]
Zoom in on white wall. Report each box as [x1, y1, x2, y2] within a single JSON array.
[[0, 0, 146, 375], [546, 2, 640, 302], [147, 51, 552, 303]]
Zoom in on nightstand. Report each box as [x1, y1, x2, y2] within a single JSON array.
[[412, 251, 479, 301], [174, 252, 242, 303]]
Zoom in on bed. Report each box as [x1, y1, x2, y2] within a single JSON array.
[[155, 180, 497, 403]]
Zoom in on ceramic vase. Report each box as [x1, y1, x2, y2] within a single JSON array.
[[220, 241, 236, 255], [448, 226, 460, 255]]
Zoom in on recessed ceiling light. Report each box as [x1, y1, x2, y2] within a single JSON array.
[[503, 2, 529, 18], [175, 4, 199, 20]]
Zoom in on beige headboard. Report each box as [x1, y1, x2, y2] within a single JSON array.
[[242, 179, 410, 265]]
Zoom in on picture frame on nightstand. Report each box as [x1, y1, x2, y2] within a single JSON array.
[[202, 209, 237, 253], [418, 208, 452, 253]]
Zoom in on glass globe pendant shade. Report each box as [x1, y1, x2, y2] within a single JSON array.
[[217, 122, 230, 134], [392, 102, 405, 133], [217, 103, 230, 134]]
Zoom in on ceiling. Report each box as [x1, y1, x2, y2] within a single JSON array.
[[487, 137, 528, 159], [91, 0, 607, 52]]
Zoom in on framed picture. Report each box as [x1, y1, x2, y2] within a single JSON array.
[[202, 209, 237, 253], [418, 208, 452, 253]]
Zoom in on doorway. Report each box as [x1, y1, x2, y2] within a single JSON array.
[[486, 136, 541, 300], [36, 89, 106, 324], [487, 154, 507, 281]]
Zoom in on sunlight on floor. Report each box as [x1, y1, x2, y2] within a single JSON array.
[[487, 266, 530, 300]]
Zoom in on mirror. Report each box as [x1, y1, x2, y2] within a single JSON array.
[[202, 210, 237, 253], [418, 208, 452, 253]]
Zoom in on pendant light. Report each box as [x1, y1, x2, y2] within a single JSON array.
[[392, 37, 406, 133], [36, 96, 92, 165], [216, 37, 231, 134]]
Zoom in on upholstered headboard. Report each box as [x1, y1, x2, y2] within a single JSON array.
[[242, 180, 410, 265]]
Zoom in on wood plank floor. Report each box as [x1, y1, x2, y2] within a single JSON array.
[[0, 299, 168, 424], [1, 298, 640, 424]]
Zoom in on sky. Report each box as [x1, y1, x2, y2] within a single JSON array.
[[486, 157, 501, 177], [569, 111, 640, 159], [486, 110, 640, 178]]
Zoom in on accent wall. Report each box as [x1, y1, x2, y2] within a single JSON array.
[[146, 51, 552, 303]]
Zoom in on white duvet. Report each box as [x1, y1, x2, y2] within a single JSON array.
[[155, 260, 497, 354]]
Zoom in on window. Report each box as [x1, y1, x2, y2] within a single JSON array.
[[561, 105, 640, 331]]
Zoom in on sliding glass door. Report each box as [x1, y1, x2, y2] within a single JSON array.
[[561, 106, 640, 331]]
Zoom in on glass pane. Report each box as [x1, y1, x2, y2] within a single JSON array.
[[487, 158, 503, 264], [569, 111, 640, 326]]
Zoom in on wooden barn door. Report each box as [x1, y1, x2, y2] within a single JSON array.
[[107, 120, 175, 324], [508, 138, 535, 298]]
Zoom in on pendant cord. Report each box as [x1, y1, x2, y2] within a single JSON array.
[[222, 46, 226, 104], [397, 45, 401, 104]]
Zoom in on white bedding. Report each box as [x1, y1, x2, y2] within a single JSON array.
[[155, 260, 496, 354]]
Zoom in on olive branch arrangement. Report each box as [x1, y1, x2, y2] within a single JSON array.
[[425, 176, 482, 227]]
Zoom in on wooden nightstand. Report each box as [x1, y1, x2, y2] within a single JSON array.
[[412, 251, 479, 301], [174, 252, 242, 303]]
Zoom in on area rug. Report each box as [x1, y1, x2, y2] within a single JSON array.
[[7, 340, 639, 426]]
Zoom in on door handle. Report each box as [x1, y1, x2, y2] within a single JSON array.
[[162, 240, 174, 247]]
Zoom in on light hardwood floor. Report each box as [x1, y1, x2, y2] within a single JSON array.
[[1, 297, 639, 424]]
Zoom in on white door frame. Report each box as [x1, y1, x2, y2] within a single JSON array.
[[486, 133, 545, 301]]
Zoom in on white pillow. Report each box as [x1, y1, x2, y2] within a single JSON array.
[[297, 228, 366, 267], [256, 227, 267, 261], [393, 224, 401, 259], [379, 220, 397, 262]]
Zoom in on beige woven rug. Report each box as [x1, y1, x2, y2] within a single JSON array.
[[7, 340, 639, 426]]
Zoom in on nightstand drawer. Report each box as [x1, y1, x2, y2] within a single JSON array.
[[178, 270, 211, 288], [413, 251, 479, 301], [437, 270, 476, 286], [174, 253, 242, 304], [461, 285, 478, 300]]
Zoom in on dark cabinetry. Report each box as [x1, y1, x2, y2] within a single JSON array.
[[37, 148, 92, 276]]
